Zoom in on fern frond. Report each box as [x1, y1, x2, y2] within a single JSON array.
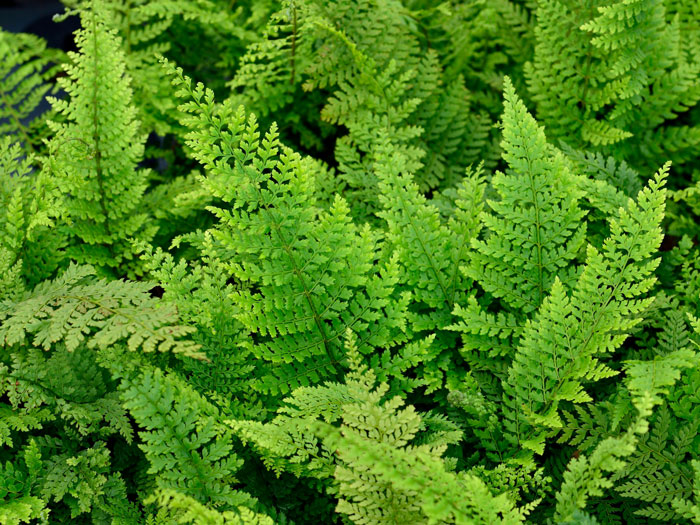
[[376, 140, 485, 391], [0, 263, 202, 358], [0, 30, 61, 155], [501, 163, 668, 460], [153, 489, 274, 525], [164, 60, 407, 394], [47, 4, 152, 274], [120, 368, 252, 509], [318, 377, 524, 525], [466, 78, 586, 315]]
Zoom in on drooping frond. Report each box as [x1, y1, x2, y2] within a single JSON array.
[[0, 263, 202, 358]]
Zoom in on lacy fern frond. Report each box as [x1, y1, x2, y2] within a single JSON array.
[[450, 78, 586, 385], [63, 0, 230, 135], [466, 77, 586, 314], [553, 338, 694, 522], [1, 3, 698, 522], [501, 163, 668, 461], [0, 263, 202, 358], [47, 3, 152, 275], [152, 489, 274, 525], [0, 441, 46, 525], [165, 60, 408, 394], [120, 368, 253, 509], [527, 0, 700, 174], [229, 330, 421, 481], [376, 140, 485, 391], [0, 30, 61, 155], [318, 375, 525, 525], [0, 137, 61, 294]]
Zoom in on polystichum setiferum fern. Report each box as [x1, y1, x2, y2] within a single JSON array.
[[1, 0, 700, 523]]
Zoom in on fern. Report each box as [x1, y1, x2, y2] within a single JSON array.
[[0, 30, 62, 155], [0, 263, 201, 358], [465, 78, 586, 314], [230, 330, 425, 481], [527, 0, 700, 173], [152, 490, 274, 525], [234, 348, 524, 524], [553, 335, 695, 522], [138, 245, 264, 419], [165, 61, 408, 394], [376, 139, 485, 392], [0, 137, 61, 293], [229, 0, 492, 208], [317, 372, 526, 524], [674, 460, 700, 523], [0, 441, 46, 525], [449, 78, 586, 395], [63, 0, 233, 136], [47, 3, 153, 275], [501, 162, 668, 460], [120, 368, 254, 510], [1, 2, 699, 522]]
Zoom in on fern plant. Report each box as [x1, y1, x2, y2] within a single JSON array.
[[527, 0, 700, 173], [2, 1, 700, 523], [0, 30, 62, 156]]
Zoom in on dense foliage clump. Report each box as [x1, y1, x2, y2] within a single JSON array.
[[2, 0, 700, 523]]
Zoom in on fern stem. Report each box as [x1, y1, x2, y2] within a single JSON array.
[[89, 6, 113, 244]]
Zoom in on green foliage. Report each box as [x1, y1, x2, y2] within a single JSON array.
[[47, 4, 153, 275], [527, 0, 700, 173], [317, 370, 525, 525], [165, 61, 408, 395], [464, 78, 586, 315], [228, 0, 493, 218], [120, 368, 254, 510], [499, 154, 667, 461], [376, 139, 485, 392], [0, 263, 202, 358], [0, 137, 61, 294], [3, 0, 700, 522], [0, 30, 62, 155]]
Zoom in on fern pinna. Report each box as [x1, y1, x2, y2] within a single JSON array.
[[2, 0, 700, 523]]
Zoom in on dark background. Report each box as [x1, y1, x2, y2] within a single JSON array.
[[1, 0, 78, 49]]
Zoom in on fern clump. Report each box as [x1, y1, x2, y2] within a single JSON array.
[[2, 1, 700, 523]]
